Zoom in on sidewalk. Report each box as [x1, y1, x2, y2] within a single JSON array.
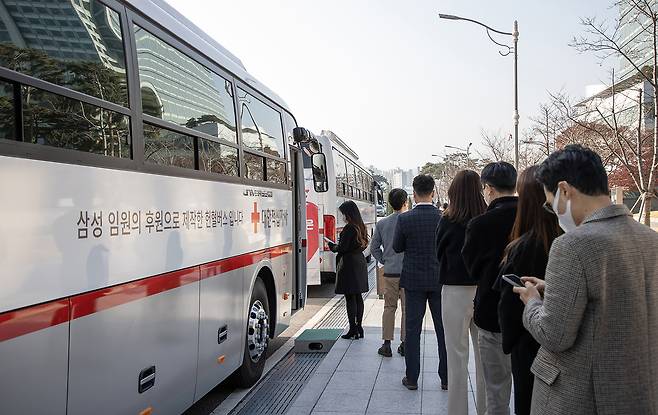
[[286, 291, 483, 415]]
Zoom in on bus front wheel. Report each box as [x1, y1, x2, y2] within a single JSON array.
[[233, 278, 270, 388]]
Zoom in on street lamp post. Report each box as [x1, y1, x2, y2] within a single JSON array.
[[439, 14, 519, 171], [444, 143, 472, 168]]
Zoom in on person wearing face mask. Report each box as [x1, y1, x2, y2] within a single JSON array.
[[513, 145, 658, 415], [462, 161, 518, 415]]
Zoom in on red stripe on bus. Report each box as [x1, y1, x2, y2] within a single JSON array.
[[0, 243, 293, 342], [199, 243, 293, 279], [0, 299, 70, 342], [70, 267, 200, 320]]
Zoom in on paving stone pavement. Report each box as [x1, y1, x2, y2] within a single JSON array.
[[286, 292, 494, 414]]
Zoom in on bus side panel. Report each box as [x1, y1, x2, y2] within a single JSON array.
[[67, 281, 199, 415], [0, 321, 69, 414], [271, 253, 292, 335], [195, 267, 243, 401]]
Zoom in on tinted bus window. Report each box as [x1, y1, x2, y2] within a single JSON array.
[[244, 152, 265, 181], [267, 159, 286, 184], [0, 81, 14, 140], [134, 25, 237, 143], [22, 84, 130, 158], [333, 150, 347, 195], [144, 123, 194, 169], [199, 138, 239, 176], [238, 88, 285, 158], [0, 0, 128, 107]]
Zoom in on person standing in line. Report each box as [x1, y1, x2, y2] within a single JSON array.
[[371, 188, 408, 357], [462, 161, 517, 415], [514, 145, 658, 415], [392, 174, 448, 391], [436, 170, 487, 415], [493, 166, 560, 415], [328, 200, 370, 340]]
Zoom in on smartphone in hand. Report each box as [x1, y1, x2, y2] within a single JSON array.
[[501, 274, 525, 288]]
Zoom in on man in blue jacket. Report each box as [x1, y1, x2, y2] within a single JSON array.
[[393, 174, 447, 391]]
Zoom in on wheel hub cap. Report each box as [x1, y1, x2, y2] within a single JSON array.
[[247, 300, 269, 362]]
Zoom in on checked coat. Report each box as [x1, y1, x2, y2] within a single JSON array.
[[523, 204, 658, 415], [392, 204, 442, 291]]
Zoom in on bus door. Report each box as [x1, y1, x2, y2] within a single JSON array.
[[291, 147, 307, 311]]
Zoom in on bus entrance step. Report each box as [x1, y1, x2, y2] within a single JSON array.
[[293, 329, 342, 353]]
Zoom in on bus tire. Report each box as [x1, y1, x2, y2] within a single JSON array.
[[233, 278, 270, 388]]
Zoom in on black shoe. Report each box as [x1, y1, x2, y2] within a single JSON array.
[[378, 344, 392, 357], [397, 342, 405, 356], [356, 325, 364, 339], [341, 327, 358, 340], [441, 383, 448, 391], [402, 377, 418, 390]]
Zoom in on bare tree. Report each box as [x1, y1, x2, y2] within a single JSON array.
[[479, 129, 514, 163], [479, 129, 544, 171], [564, 0, 658, 225]]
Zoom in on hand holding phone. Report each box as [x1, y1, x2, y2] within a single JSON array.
[[501, 274, 525, 288]]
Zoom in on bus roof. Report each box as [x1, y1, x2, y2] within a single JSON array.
[[320, 130, 360, 162], [127, 0, 291, 113]]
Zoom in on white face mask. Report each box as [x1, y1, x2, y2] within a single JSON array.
[[552, 189, 577, 232]]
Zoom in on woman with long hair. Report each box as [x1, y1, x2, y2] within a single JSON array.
[[328, 200, 370, 339], [436, 170, 487, 415], [494, 165, 561, 415]]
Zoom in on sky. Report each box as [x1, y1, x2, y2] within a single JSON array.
[[165, 0, 617, 170]]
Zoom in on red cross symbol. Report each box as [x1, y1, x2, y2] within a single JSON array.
[[251, 202, 260, 233]]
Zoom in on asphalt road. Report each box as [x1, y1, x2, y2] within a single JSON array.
[[184, 282, 337, 415]]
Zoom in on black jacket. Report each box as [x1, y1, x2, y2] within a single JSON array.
[[393, 204, 442, 291], [329, 223, 369, 295], [462, 196, 518, 332], [494, 235, 548, 354], [435, 216, 476, 286]]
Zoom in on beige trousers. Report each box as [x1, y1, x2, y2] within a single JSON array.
[[381, 276, 405, 341], [442, 285, 487, 415]]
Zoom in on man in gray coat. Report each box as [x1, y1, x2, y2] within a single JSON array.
[[514, 145, 658, 415], [370, 188, 408, 357]]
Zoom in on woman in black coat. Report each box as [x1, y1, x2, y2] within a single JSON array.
[[494, 166, 561, 415], [328, 200, 369, 339]]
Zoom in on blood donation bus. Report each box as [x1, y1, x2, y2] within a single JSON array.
[[303, 130, 379, 285], [0, 1, 326, 414]]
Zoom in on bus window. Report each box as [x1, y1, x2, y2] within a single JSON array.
[[144, 124, 195, 169], [0, 82, 14, 140], [333, 150, 347, 196], [199, 139, 239, 176], [244, 152, 265, 181], [238, 89, 285, 159], [0, 0, 128, 107], [22, 84, 131, 158], [134, 26, 237, 144], [266, 159, 287, 184]]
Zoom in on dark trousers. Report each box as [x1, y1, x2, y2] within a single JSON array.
[[511, 332, 540, 415], [345, 294, 364, 329], [404, 288, 448, 385]]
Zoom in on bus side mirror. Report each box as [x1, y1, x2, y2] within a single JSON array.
[[293, 127, 321, 153], [311, 153, 329, 193], [293, 127, 314, 143]]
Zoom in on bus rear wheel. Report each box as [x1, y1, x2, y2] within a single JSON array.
[[233, 278, 270, 388]]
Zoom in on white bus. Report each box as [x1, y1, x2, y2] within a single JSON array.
[[0, 1, 323, 414], [303, 130, 380, 285]]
